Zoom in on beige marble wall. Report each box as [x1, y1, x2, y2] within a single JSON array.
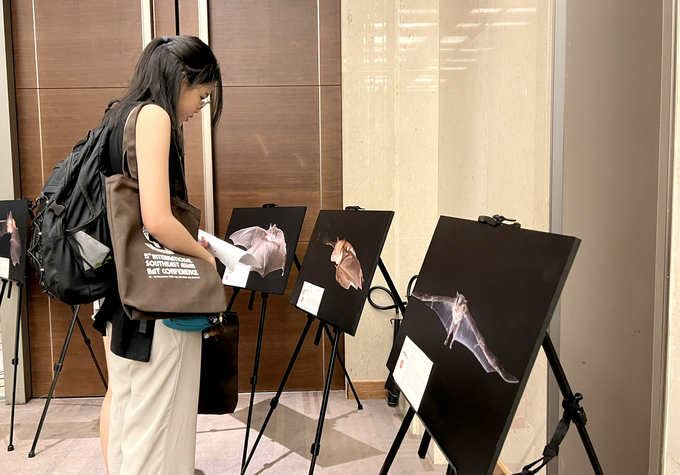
[[666, 130, 680, 475], [342, 0, 553, 471], [665, 14, 680, 471], [342, 0, 440, 382], [438, 1, 553, 471]]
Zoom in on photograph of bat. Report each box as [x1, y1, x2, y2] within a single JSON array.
[[0, 211, 21, 266], [412, 290, 519, 383], [229, 224, 287, 278], [326, 238, 364, 290]]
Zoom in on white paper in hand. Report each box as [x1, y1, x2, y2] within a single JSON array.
[[198, 230, 259, 271], [222, 263, 251, 288]]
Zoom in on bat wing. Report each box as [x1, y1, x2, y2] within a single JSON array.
[[0, 220, 7, 237], [10, 229, 21, 266], [229, 226, 268, 249], [411, 292, 456, 332], [335, 253, 363, 290], [248, 239, 286, 277], [456, 309, 519, 383]]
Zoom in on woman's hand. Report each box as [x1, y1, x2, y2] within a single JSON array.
[[199, 236, 217, 270]]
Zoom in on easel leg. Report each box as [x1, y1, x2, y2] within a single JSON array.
[[0, 279, 7, 303], [28, 304, 81, 458], [75, 316, 107, 390], [321, 323, 362, 410], [543, 334, 604, 475], [241, 313, 315, 475], [417, 431, 431, 459], [7, 282, 21, 451], [378, 406, 416, 475], [241, 292, 269, 472], [308, 326, 341, 475]]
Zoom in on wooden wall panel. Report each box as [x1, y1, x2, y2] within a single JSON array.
[[15, 89, 41, 198], [12, 0, 144, 396], [9, 0, 37, 88], [213, 86, 321, 241], [178, 0, 199, 36], [154, 0, 177, 37], [208, 0, 319, 86], [210, 0, 343, 392], [40, 89, 124, 166], [321, 86, 343, 210], [31, 0, 141, 88], [319, 0, 342, 85], [12, 0, 343, 396]]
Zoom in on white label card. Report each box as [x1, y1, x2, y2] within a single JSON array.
[[392, 335, 434, 411], [0, 257, 9, 280], [297, 281, 324, 316], [222, 263, 251, 288]]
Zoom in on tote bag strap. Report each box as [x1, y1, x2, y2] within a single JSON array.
[[121, 103, 189, 199], [121, 102, 151, 181]]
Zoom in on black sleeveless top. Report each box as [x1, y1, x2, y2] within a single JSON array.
[[94, 102, 187, 362]]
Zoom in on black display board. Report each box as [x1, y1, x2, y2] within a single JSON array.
[[0, 199, 29, 284], [290, 209, 394, 336], [224, 206, 306, 295], [387, 216, 580, 475]]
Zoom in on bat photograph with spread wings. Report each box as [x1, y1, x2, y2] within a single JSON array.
[[290, 209, 393, 336], [0, 199, 30, 284], [387, 215, 580, 475], [412, 291, 518, 383], [230, 224, 287, 278], [224, 207, 306, 295]]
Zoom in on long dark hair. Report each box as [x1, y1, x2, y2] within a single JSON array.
[[103, 35, 223, 151]]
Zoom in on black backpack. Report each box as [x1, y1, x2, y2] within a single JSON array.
[[28, 119, 116, 305]]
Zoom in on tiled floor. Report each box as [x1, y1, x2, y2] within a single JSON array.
[[0, 391, 447, 474]]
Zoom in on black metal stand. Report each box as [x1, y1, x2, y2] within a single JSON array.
[[241, 314, 315, 474], [378, 405, 415, 475], [241, 292, 269, 471], [239, 247, 401, 473], [376, 258, 406, 406], [237, 250, 363, 472], [378, 333, 604, 475], [4, 279, 21, 452], [240, 314, 362, 475], [28, 304, 108, 457]]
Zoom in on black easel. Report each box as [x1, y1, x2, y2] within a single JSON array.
[[28, 303, 108, 457], [236, 254, 363, 472], [241, 257, 399, 475], [378, 333, 604, 475], [3, 278, 23, 452]]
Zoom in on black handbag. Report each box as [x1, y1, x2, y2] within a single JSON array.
[[198, 311, 239, 415]]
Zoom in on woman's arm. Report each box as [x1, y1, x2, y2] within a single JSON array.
[[134, 104, 216, 268]]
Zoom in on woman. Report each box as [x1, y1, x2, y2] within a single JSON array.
[[94, 35, 223, 475]]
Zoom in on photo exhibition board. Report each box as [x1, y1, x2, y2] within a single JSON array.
[[0, 199, 29, 284], [387, 216, 580, 475], [290, 209, 394, 336], [223, 206, 306, 295]]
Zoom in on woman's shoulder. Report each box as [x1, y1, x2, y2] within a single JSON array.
[[137, 103, 170, 125]]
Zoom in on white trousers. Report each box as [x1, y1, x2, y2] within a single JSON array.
[[107, 322, 202, 475]]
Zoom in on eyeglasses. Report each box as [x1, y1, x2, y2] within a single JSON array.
[[198, 96, 211, 110]]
